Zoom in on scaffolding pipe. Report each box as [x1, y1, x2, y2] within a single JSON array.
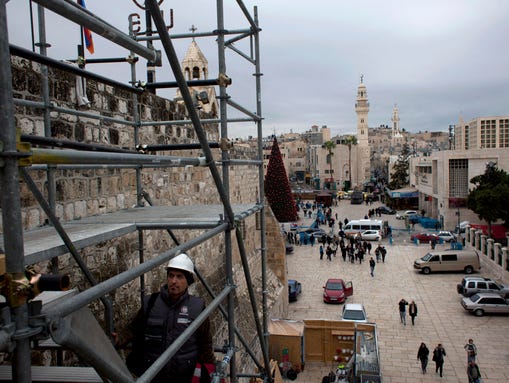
[[30, 0, 159, 63], [0, 1, 32, 381], [21, 135, 135, 153], [36, 4, 59, 276], [145, 0, 236, 225], [134, 28, 253, 42], [252, 6, 271, 378], [146, 78, 224, 89], [137, 142, 220, 152], [30, 148, 204, 166], [20, 168, 115, 337], [14, 98, 138, 127], [10, 45, 143, 94], [234, 226, 271, 375], [44, 223, 228, 318], [211, 1, 239, 382], [227, 99, 261, 121], [138, 117, 255, 126], [194, 269, 263, 371], [68, 56, 138, 65]]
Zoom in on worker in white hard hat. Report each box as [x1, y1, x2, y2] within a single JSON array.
[[127, 253, 216, 383]]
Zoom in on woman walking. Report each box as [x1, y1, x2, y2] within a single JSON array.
[[409, 300, 418, 325], [417, 342, 429, 374]]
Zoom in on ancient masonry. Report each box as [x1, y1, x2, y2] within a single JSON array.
[[8, 56, 287, 370]]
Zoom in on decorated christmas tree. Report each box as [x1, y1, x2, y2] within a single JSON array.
[[264, 137, 298, 222]]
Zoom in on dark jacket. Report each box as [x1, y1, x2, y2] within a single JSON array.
[[131, 286, 215, 382], [433, 346, 446, 362], [467, 363, 481, 381], [417, 345, 429, 360], [409, 302, 418, 317]]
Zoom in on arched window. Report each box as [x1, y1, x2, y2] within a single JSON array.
[[192, 66, 200, 79]]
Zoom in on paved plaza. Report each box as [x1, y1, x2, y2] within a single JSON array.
[[284, 199, 509, 383]]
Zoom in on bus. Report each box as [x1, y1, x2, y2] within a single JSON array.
[[343, 219, 387, 238]]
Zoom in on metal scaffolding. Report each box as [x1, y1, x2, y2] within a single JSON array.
[[0, 0, 271, 382]]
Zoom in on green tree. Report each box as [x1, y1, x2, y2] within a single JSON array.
[[264, 137, 298, 222], [388, 143, 411, 190], [467, 162, 509, 237], [323, 140, 336, 189], [342, 135, 357, 190]]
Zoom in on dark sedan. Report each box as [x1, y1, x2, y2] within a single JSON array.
[[378, 205, 396, 215], [288, 279, 302, 302]]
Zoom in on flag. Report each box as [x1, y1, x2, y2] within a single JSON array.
[[77, 0, 94, 54]]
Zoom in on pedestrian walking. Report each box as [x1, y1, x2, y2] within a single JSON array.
[[467, 360, 482, 383], [417, 342, 429, 374], [464, 339, 478, 363], [381, 246, 387, 262], [398, 298, 408, 325], [369, 257, 376, 277], [319, 245, 324, 260], [409, 300, 418, 325], [326, 245, 332, 261], [432, 343, 447, 377]]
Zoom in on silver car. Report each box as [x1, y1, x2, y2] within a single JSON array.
[[437, 231, 457, 243], [461, 293, 509, 316]]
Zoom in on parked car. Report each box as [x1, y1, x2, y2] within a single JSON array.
[[457, 276, 509, 298], [437, 231, 457, 243], [298, 227, 327, 239], [396, 210, 418, 220], [340, 303, 368, 323], [461, 293, 509, 316], [288, 279, 302, 302], [378, 205, 396, 215], [360, 230, 381, 241], [410, 232, 440, 243], [323, 278, 353, 303]]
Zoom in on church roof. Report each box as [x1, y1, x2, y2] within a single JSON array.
[[183, 40, 208, 65]]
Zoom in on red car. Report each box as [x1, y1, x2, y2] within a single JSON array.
[[410, 232, 440, 243], [323, 278, 353, 303]]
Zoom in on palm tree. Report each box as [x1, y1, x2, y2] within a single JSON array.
[[322, 140, 336, 188], [343, 135, 357, 189]]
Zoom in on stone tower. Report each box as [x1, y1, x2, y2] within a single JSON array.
[[391, 104, 404, 146], [175, 36, 217, 115], [355, 75, 371, 185]]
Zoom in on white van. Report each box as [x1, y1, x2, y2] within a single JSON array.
[[413, 249, 480, 275], [343, 219, 386, 238]]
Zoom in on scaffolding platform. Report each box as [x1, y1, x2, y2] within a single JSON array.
[[1, 204, 257, 266]]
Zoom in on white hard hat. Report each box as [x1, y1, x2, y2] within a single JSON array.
[[166, 253, 195, 276]]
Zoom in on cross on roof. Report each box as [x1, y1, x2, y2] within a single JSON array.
[[189, 24, 197, 41]]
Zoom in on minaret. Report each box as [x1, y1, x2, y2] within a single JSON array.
[[354, 75, 371, 184], [355, 74, 369, 146], [391, 104, 403, 146]]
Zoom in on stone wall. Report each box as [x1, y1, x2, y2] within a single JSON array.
[[5, 57, 287, 372]]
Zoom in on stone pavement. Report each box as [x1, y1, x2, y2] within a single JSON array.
[[284, 199, 509, 383]]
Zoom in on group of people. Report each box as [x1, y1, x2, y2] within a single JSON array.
[[398, 298, 418, 326], [416, 339, 481, 382]]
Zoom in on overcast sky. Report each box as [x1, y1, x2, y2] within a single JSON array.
[[7, 0, 509, 139]]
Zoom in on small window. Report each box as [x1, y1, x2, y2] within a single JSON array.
[[467, 282, 475, 288], [442, 254, 457, 262], [488, 283, 500, 290], [430, 255, 440, 262], [477, 282, 487, 289]]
